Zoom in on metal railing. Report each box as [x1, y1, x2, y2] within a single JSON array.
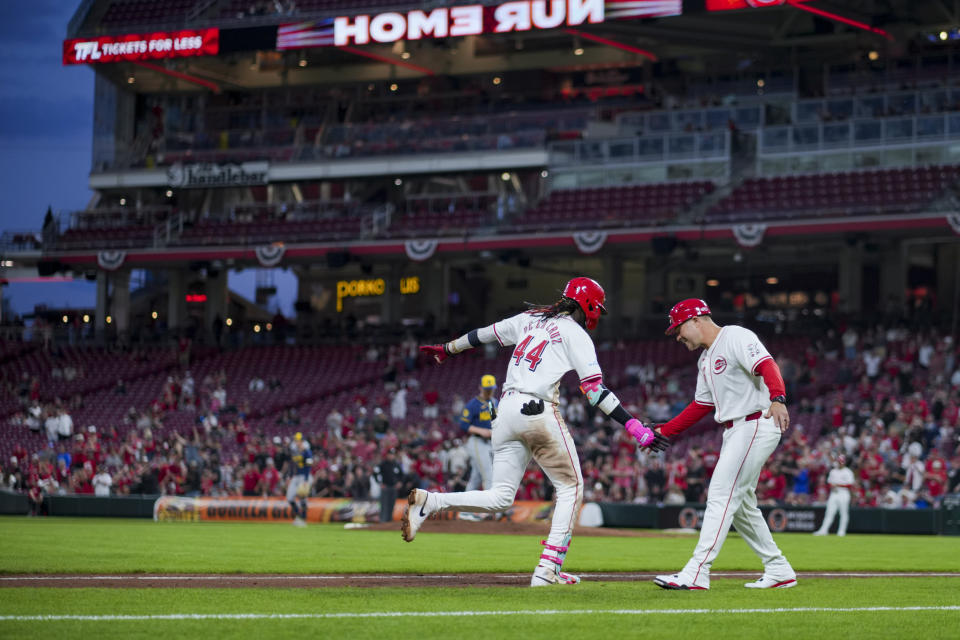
[[758, 115, 960, 154], [549, 131, 730, 167], [792, 89, 960, 124]]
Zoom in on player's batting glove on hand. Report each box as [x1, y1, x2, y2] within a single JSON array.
[[419, 344, 450, 364], [625, 419, 671, 452]]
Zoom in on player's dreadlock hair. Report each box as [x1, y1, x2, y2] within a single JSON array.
[[525, 296, 582, 321]]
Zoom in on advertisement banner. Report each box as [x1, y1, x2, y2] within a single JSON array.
[[153, 496, 555, 524], [659, 504, 821, 532], [166, 161, 269, 188], [63, 28, 220, 65], [277, 0, 682, 50]]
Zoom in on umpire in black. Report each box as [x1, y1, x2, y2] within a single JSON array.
[[375, 449, 403, 523]]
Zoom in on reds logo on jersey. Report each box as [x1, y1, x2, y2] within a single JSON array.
[[713, 357, 727, 374]]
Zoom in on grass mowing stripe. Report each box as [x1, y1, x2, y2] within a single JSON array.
[[3, 605, 960, 621]]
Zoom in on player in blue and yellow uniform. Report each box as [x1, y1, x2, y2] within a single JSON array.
[[459, 375, 499, 492], [285, 432, 313, 527]]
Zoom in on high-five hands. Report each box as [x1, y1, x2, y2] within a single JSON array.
[[625, 419, 670, 452]]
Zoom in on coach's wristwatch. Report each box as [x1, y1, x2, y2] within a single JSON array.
[[770, 395, 787, 405]]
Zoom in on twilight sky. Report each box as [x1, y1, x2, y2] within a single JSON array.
[[0, 1, 295, 318]]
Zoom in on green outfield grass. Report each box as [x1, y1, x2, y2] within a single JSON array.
[[1, 580, 958, 639], [1, 517, 958, 639], [1, 517, 959, 574]]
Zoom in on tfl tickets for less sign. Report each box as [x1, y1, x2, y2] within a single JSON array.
[[63, 29, 219, 65]]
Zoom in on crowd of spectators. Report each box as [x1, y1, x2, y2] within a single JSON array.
[[2, 315, 959, 518]]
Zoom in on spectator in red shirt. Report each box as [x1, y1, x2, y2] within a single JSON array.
[[241, 463, 261, 497], [925, 453, 948, 499], [259, 458, 281, 496]]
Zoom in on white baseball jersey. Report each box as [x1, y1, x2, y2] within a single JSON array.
[[826, 467, 854, 494], [478, 311, 601, 404], [694, 325, 774, 423]]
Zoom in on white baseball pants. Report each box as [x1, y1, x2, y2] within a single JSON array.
[[681, 415, 794, 588], [817, 490, 850, 535], [465, 435, 493, 491], [434, 392, 583, 551]]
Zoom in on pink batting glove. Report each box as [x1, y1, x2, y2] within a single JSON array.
[[419, 344, 449, 364], [625, 418, 655, 447]]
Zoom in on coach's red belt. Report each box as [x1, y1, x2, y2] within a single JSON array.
[[723, 410, 762, 429]]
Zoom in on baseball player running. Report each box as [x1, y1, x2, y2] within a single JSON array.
[[650, 299, 796, 590], [286, 433, 313, 527], [402, 277, 669, 586], [814, 455, 854, 536], [460, 375, 499, 492]]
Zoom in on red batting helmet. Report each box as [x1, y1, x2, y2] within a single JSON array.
[[665, 298, 712, 335], [563, 277, 607, 331]]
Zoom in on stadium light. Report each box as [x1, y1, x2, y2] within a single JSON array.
[[341, 46, 435, 76], [563, 28, 658, 62], [940, 31, 949, 40]]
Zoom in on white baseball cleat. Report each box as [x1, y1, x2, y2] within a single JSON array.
[[812, 530, 826, 536], [744, 576, 797, 589], [292, 517, 307, 528], [531, 563, 580, 587], [401, 489, 434, 542], [653, 573, 708, 590]]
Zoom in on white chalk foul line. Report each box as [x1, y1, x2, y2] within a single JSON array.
[[1, 606, 959, 622]]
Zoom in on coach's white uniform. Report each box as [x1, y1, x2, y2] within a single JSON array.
[[679, 326, 794, 589], [815, 466, 854, 536], [434, 311, 599, 550]]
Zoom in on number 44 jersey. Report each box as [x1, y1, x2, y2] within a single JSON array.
[[480, 311, 603, 405]]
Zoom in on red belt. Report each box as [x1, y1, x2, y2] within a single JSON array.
[[723, 411, 762, 429]]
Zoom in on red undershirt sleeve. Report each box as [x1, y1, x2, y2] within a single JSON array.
[[660, 401, 714, 438], [755, 358, 786, 399]]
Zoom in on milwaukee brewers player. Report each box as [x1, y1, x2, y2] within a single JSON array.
[[403, 277, 669, 586], [460, 374, 499, 492], [286, 433, 313, 527], [651, 299, 797, 590]]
